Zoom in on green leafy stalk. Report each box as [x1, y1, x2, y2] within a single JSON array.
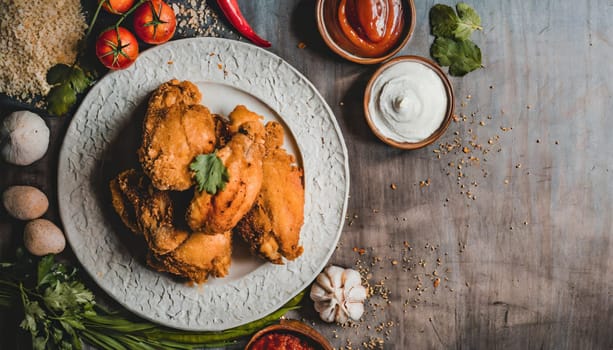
[[0, 254, 305, 350]]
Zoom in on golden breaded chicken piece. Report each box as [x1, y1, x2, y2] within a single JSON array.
[[138, 80, 217, 191], [110, 169, 188, 254], [109, 169, 231, 283], [234, 122, 304, 264], [109, 170, 142, 234], [186, 105, 265, 233], [149, 231, 232, 283]]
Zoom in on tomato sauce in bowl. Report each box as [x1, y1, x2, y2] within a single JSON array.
[[316, 0, 415, 64], [338, 0, 404, 57]]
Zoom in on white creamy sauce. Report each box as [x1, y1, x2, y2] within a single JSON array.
[[369, 60, 448, 143]]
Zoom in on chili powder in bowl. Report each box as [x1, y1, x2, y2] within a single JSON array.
[[316, 0, 416, 64], [245, 319, 333, 350]]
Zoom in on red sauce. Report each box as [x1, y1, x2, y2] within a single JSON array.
[[251, 332, 316, 350], [338, 0, 404, 57]]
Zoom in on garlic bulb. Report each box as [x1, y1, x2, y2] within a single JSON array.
[[310, 265, 368, 324], [1, 110, 50, 166]]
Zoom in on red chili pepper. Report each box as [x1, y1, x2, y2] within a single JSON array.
[[216, 0, 271, 47]]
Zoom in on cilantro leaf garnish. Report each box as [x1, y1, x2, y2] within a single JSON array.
[[190, 152, 229, 195]]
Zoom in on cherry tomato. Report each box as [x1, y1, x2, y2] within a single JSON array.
[[95, 27, 139, 70], [99, 0, 135, 14], [133, 0, 177, 44]]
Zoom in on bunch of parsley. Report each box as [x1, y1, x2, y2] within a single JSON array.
[[0, 250, 303, 349], [429, 3, 483, 76]]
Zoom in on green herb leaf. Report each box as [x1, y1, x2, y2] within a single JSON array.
[[33, 336, 47, 350], [431, 37, 482, 76], [46, 64, 92, 116], [21, 300, 46, 333], [430, 4, 459, 38], [47, 64, 72, 85], [454, 2, 482, 40], [190, 152, 229, 195], [43, 280, 95, 314], [68, 67, 91, 94], [47, 84, 77, 116], [37, 255, 55, 287]]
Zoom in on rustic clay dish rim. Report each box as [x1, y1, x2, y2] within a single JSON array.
[[245, 319, 333, 350], [315, 0, 416, 65], [363, 55, 455, 150]]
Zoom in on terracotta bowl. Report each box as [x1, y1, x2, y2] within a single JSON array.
[[245, 319, 333, 350], [363, 55, 455, 150], [316, 0, 416, 64]]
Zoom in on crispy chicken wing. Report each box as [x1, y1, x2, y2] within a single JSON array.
[[138, 80, 218, 191], [186, 105, 265, 233], [109, 169, 231, 283], [234, 122, 304, 264]]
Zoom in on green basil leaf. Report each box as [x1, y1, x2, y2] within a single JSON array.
[[454, 2, 482, 40], [46, 64, 72, 85], [431, 37, 458, 67], [68, 67, 91, 94], [47, 84, 77, 116], [432, 37, 482, 76], [430, 4, 459, 38]]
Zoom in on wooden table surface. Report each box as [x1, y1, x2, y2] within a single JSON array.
[[1, 0, 612, 349]]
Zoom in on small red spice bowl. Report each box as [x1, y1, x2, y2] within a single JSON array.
[[245, 319, 333, 350], [316, 0, 416, 64]]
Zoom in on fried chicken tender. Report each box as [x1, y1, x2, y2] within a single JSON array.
[[109, 169, 231, 283], [234, 122, 304, 264], [138, 80, 218, 191], [186, 105, 266, 233]]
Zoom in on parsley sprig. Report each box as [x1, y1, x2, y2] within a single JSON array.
[[0, 251, 303, 349]]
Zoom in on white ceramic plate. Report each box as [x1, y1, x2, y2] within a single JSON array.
[[57, 38, 349, 331]]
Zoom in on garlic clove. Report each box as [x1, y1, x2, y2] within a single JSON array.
[[314, 270, 335, 293], [310, 284, 332, 303], [335, 306, 349, 324], [326, 265, 345, 289], [341, 268, 361, 288], [345, 284, 368, 302], [318, 301, 337, 323], [345, 300, 364, 321]]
